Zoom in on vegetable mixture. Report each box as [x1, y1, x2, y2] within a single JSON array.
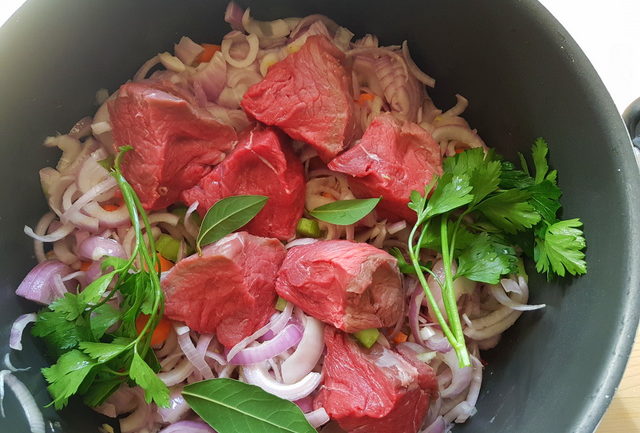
[[5, 3, 586, 433]]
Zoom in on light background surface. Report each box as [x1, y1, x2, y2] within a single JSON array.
[[1, 1, 639, 432]]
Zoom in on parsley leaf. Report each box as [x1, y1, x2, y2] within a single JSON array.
[[130, 352, 170, 407], [534, 218, 587, 278], [89, 304, 121, 340], [532, 137, 557, 184], [456, 233, 518, 284], [425, 173, 473, 218], [527, 180, 562, 223], [79, 341, 129, 363], [475, 190, 541, 233], [420, 218, 475, 255], [41, 350, 96, 409]]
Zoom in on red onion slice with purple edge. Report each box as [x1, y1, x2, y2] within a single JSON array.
[[230, 324, 303, 365], [159, 420, 215, 433], [9, 313, 37, 351], [15, 260, 72, 305], [77, 236, 126, 261]]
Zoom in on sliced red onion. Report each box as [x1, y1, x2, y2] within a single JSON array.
[[32, 213, 56, 263], [78, 236, 126, 261], [61, 177, 117, 224], [224, 1, 245, 31], [231, 324, 302, 365], [16, 261, 72, 305], [305, 407, 330, 428], [401, 41, 436, 88], [422, 416, 448, 433], [83, 202, 130, 228], [85, 261, 103, 284], [226, 301, 293, 361], [443, 401, 477, 424], [158, 357, 194, 386], [408, 283, 426, 345], [221, 32, 259, 69], [9, 314, 36, 351], [289, 15, 338, 41], [160, 421, 215, 433], [193, 52, 227, 102], [92, 402, 116, 418], [119, 392, 152, 433], [176, 325, 214, 380], [442, 94, 469, 117], [387, 220, 407, 235], [431, 125, 485, 149], [4, 353, 29, 372], [0, 371, 45, 433], [439, 349, 474, 399], [149, 212, 180, 226], [476, 334, 501, 351], [333, 26, 354, 51], [174, 36, 204, 66], [285, 238, 319, 249], [464, 309, 521, 341], [241, 8, 290, 39], [77, 150, 110, 195], [281, 316, 324, 384], [183, 200, 200, 238], [156, 387, 190, 424], [68, 116, 93, 139], [24, 223, 74, 243], [490, 281, 545, 311], [158, 51, 186, 73], [205, 350, 227, 366], [294, 396, 314, 412], [242, 362, 322, 400]]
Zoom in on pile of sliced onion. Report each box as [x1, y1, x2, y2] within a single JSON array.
[[176, 325, 214, 380], [78, 236, 126, 261]]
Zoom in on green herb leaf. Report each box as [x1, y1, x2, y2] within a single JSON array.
[[89, 303, 121, 340], [425, 173, 473, 218], [456, 233, 518, 284], [469, 160, 502, 205], [534, 218, 587, 278], [443, 147, 486, 175], [32, 311, 91, 355], [532, 137, 557, 184], [475, 190, 541, 233], [499, 161, 534, 190], [419, 219, 474, 256], [41, 350, 96, 409], [196, 195, 268, 253], [390, 247, 416, 274], [82, 376, 124, 407], [79, 341, 129, 363], [129, 352, 170, 407], [79, 271, 118, 305], [527, 180, 562, 223], [309, 197, 381, 225], [183, 378, 316, 433]]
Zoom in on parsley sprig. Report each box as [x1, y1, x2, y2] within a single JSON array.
[[396, 138, 586, 367], [32, 147, 170, 409]]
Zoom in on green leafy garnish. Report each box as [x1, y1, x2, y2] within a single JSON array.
[[309, 197, 381, 225], [196, 195, 268, 254], [182, 378, 316, 433], [32, 147, 169, 409], [401, 138, 586, 367], [534, 218, 587, 277]]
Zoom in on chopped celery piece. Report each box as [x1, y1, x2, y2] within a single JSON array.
[[354, 328, 379, 349], [275, 297, 287, 311], [155, 234, 180, 262], [296, 218, 322, 238]]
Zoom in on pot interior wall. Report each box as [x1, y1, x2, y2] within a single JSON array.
[[0, 1, 638, 432]]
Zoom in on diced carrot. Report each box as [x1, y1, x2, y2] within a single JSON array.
[[197, 44, 221, 63], [80, 261, 92, 271], [136, 314, 172, 346], [101, 203, 121, 212], [393, 332, 408, 344], [454, 148, 465, 154], [356, 93, 376, 106], [156, 254, 175, 272]]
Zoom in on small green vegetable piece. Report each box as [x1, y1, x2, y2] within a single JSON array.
[[295, 218, 322, 238], [97, 156, 115, 171], [353, 328, 380, 349], [196, 195, 268, 254], [309, 197, 381, 225], [155, 234, 180, 262], [275, 297, 287, 312], [182, 378, 316, 433]]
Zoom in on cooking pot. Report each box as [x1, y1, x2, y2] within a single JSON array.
[[1, 1, 639, 432]]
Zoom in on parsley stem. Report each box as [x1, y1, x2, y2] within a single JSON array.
[[440, 218, 470, 368], [408, 220, 456, 347]]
